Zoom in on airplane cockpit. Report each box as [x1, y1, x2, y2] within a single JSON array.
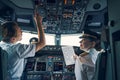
[[1, 0, 120, 80]]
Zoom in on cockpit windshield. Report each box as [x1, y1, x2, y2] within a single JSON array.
[[19, 32, 81, 46]]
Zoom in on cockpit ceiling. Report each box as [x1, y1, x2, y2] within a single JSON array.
[[0, 0, 107, 34]]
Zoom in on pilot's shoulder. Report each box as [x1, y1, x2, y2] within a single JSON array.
[[79, 52, 89, 57]]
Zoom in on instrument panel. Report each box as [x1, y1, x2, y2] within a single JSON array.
[[23, 55, 75, 80], [21, 46, 81, 80], [0, 0, 107, 34], [37, 0, 90, 34]]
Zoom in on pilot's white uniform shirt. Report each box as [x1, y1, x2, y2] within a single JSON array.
[[0, 41, 36, 80], [75, 48, 99, 80]]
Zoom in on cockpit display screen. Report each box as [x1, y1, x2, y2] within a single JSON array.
[[53, 62, 63, 71]]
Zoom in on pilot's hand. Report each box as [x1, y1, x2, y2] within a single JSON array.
[[73, 54, 78, 60]]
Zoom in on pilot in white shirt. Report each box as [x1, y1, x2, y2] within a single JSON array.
[[0, 13, 45, 80], [74, 29, 101, 80]]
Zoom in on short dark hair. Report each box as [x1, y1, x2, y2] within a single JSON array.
[[1, 21, 18, 42]]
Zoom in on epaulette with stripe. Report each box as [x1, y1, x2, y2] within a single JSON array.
[[79, 52, 89, 57]]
